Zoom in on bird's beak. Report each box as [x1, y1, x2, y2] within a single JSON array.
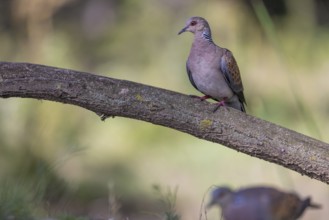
[[178, 26, 188, 35]]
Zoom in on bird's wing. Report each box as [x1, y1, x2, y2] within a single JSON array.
[[225, 195, 266, 220], [220, 49, 246, 104], [269, 192, 301, 219], [186, 62, 198, 90]]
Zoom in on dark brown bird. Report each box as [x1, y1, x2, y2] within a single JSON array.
[[178, 16, 246, 112], [207, 186, 321, 220]]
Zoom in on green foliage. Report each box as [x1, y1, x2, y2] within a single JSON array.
[[0, 181, 36, 220], [8, 148, 68, 203], [152, 184, 180, 220]]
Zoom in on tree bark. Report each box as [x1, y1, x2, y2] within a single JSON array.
[[0, 62, 328, 184]]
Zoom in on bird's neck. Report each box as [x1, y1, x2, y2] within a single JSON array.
[[201, 28, 213, 43], [194, 28, 213, 43]]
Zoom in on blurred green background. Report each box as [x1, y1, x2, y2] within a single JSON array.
[[0, 0, 328, 219]]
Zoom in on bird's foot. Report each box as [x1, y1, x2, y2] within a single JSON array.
[[189, 95, 211, 101], [213, 100, 226, 112]]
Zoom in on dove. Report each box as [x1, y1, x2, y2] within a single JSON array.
[[179, 16, 246, 112], [207, 186, 321, 220]]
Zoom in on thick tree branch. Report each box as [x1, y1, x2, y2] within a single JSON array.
[[0, 62, 328, 184]]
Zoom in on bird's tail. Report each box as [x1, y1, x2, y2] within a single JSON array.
[[309, 202, 322, 209], [305, 197, 322, 209], [226, 95, 246, 112], [295, 197, 321, 219]]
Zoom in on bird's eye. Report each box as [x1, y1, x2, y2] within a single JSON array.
[[190, 21, 197, 26]]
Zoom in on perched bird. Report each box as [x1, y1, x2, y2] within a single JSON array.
[[207, 186, 321, 220], [178, 16, 246, 112]]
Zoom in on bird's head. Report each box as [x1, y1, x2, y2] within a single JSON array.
[[207, 186, 233, 209], [178, 16, 210, 35]]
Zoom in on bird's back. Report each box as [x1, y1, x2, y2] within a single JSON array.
[[233, 187, 319, 220], [222, 187, 274, 220]]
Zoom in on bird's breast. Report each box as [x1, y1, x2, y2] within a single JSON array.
[[187, 53, 233, 100]]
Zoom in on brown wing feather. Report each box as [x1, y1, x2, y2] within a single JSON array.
[[270, 192, 300, 219], [220, 49, 246, 104]]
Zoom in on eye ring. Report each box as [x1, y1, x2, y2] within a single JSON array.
[[190, 21, 197, 26]]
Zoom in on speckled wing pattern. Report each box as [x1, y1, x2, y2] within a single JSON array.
[[265, 190, 298, 219], [220, 49, 246, 104]]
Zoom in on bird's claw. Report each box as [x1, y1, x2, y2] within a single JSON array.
[[213, 100, 226, 112]]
